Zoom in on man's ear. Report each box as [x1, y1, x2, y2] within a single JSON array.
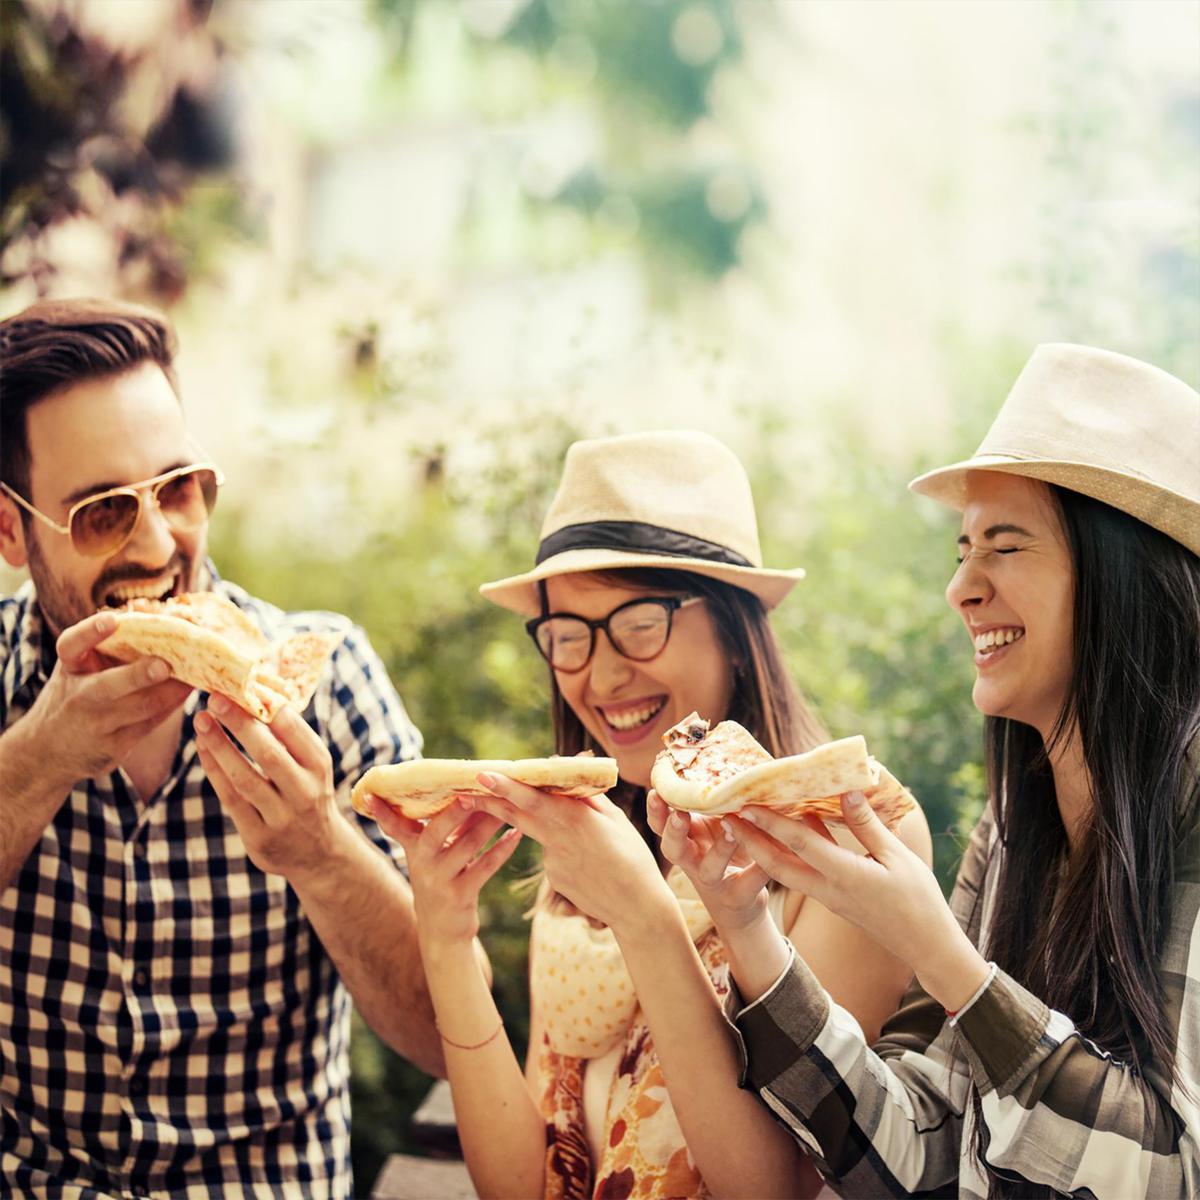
[[0, 494, 29, 568]]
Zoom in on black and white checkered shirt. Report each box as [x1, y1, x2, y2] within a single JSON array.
[[0, 572, 422, 1199]]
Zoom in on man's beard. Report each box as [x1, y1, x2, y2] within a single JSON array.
[[26, 530, 201, 641]]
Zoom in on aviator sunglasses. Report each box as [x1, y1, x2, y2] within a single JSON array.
[[0, 464, 224, 558]]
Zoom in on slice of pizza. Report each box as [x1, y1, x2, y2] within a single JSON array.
[[97, 592, 341, 723], [351, 753, 619, 821], [650, 712, 916, 828]]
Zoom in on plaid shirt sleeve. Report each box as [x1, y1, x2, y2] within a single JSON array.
[[311, 624, 422, 865], [733, 810, 1200, 1198]]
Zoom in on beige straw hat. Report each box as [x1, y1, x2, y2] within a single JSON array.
[[480, 430, 805, 616], [910, 343, 1200, 555]]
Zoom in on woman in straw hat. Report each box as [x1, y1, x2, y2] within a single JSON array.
[[370, 430, 932, 1198], [658, 344, 1200, 1199]]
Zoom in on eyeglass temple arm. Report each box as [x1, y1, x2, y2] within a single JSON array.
[[0, 482, 70, 534]]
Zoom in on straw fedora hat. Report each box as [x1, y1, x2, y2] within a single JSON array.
[[910, 343, 1200, 555], [480, 430, 805, 616]]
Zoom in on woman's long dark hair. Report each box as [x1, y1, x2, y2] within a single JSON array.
[[973, 486, 1200, 1196], [545, 566, 828, 848]]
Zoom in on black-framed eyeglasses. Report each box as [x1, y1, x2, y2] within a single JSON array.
[[525, 595, 703, 673]]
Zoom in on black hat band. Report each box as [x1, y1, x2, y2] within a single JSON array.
[[535, 520, 754, 568]]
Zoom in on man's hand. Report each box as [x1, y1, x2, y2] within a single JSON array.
[[21, 611, 193, 790], [194, 695, 349, 882]]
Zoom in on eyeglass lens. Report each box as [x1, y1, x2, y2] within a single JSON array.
[[535, 601, 675, 670]]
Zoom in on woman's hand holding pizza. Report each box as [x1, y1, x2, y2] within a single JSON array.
[[472, 774, 676, 934], [647, 790, 770, 935], [367, 797, 521, 948], [733, 793, 991, 1012]]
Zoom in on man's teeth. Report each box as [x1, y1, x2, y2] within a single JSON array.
[[974, 628, 1024, 654], [106, 578, 177, 605], [601, 699, 666, 731]]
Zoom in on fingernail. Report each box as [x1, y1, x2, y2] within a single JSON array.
[[846, 791, 866, 809], [721, 820, 735, 843], [195, 712, 213, 734], [740, 810, 759, 825], [667, 812, 685, 829], [476, 772, 496, 789], [209, 695, 229, 716], [362, 796, 377, 817], [149, 659, 170, 682], [96, 613, 116, 634]]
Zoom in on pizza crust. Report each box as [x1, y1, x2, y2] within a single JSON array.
[[351, 755, 619, 821], [97, 593, 341, 722], [651, 712, 915, 828]]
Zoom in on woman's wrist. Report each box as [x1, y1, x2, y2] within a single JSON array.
[[720, 908, 793, 1004], [913, 916, 991, 1014]]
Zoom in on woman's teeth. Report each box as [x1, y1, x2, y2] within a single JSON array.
[[601, 699, 666, 731], [974, 628, 1024, 654]]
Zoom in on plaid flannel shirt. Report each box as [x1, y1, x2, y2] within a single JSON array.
[[731, 789, 1200, 1198], [0, 574, 422, 1200]]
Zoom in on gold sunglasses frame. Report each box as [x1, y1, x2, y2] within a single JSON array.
[[0, 463, 225, 558]]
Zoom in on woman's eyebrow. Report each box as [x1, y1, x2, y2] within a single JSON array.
[[956, 523, 1036, 546]]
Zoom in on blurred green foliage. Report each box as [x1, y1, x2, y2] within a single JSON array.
[[371, 0, 766, 291]]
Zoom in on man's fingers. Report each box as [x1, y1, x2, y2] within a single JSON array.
[[55, 612, 118, 671], [267, 705, 328, 773], [207, 696, 306, 795], [85, 655, 175, 704], [196, 739, 265, 833], [101, 677, 193, 729], [194, 712, 279, 819]]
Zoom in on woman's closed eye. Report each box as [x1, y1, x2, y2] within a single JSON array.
[[954, 546, 1022, 565]]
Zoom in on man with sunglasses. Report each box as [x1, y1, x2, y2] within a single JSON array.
[[0, 299, 442, 1199]]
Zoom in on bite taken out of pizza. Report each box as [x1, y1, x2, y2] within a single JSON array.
[[97, 592, 341, 722], [650, 712, 915, 828]]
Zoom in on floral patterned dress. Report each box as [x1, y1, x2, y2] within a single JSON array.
[[529, 870, 734, 1200]]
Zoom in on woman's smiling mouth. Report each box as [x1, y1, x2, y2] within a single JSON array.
[[595, 696, 668, 742], [972, 625, 1024, 667]]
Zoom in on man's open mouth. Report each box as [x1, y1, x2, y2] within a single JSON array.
[[100, 571, 183, 609]]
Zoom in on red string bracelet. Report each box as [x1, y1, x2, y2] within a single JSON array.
[[437, 1018, 504, 1051]]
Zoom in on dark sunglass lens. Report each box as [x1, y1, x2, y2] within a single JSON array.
[[609, 602, 672, 660], [72, 493, 140, 556], [538, 617, 591, 670], [159, 468, 218, 528]]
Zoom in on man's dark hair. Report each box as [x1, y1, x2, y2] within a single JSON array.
[[0, 298, 179, 499]]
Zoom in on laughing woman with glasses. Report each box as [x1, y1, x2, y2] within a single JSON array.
[[368, 431, 932, 1199]]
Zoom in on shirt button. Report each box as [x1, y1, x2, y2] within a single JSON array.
[[133, 841, 147, 859], [133, 969, 150, 989]]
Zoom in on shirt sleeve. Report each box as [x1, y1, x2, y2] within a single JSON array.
[[312, 624, 423, 869], [735, 806, 1200, 1199], [731, 811, 991, 1196]]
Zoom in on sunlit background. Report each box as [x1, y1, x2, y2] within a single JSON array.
[[3, 0, 1198, 1187]]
